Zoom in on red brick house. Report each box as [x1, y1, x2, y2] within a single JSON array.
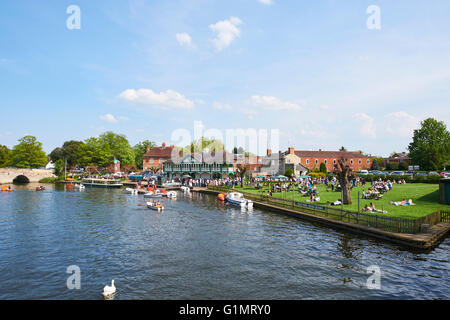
[[384, 152, 410, 167], [143, 143, 178, 172], [279, 148, 372, 173]]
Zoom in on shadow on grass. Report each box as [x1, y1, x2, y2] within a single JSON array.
[[416, 190, 440, 204]]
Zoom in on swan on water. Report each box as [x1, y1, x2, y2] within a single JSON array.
[[102, 279, 116, 297]]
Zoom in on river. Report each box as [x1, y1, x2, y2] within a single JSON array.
[[0, 183, 448, 300]]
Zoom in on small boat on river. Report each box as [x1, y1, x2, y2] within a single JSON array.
[[74, 184, 85, 190], [36, 186, 45, 191], [82, 178, 123, 188], [144, 190, 164, 198], [226, 192, 253, 208], [166, 191, 177, 199], [147, 201, 165, 212]]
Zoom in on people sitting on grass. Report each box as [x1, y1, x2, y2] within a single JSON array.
[[390, 199, 415, 206], [362, 202, 387, 213], [328, 199, 342, 206], [306, 194, 320, 202]]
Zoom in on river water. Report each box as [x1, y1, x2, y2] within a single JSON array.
[[0, 183, 448, 300]]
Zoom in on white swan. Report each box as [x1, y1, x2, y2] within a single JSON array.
[[102, 279, 116, 297]]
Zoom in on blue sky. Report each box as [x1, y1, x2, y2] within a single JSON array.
[[1, 0, 450, 156]]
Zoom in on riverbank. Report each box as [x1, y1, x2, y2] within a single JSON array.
[[195, 188, 450, 251]]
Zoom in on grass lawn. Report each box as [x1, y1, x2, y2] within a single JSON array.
[[235, 183, 449, 220]]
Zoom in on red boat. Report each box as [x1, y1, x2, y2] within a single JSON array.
[[36, 186, 45, 191], [218, 193, 226, 201]]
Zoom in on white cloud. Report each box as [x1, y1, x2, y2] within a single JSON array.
[[176, 33, 192, 46], [383, 111, 419, 138], [248, 95, 305, 111], [353, 113, 377, 139], [209, 17, 242, 51], [119, 89, 195, 109], [99, 114, 118, 123], [213, 102, 232, 110], [257, 0, 273, 5]]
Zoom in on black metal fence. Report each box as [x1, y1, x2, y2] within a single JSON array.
[[208, 186, 450, 234]]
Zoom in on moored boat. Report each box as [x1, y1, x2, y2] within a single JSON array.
[[36, 186, 45, 191], [74, 184, 85, 190], [166, 191, 177, 199], [82, 178, 123, 188], [218, 193, 226, 201], [124, 188, 138, 195], [226, 192, 253, 208]]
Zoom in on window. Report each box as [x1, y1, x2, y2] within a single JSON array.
[[359, 160, 362, 165], [324, 160, 328, 164], [333, 159, 336, 164], [350, 160, 354, 164], [150, 158, 154, 163], [315, 159, 318, 164], [367, 160, 370, 164], [159, 158, 163, 164], [306, 159, 309, 164]]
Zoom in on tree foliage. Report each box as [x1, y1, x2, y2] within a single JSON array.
[[0, 145, 12, 168], [319, 162, 327, 173], [284, 168, 294, 178], [98, 132, 135, 165], [133, 140, 156, 169], [408, 118, 450, 170], [11, 136, 48, 168]]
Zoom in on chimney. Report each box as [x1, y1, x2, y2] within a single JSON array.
[[288, 147, 295, 155], [267, 149, 272, 156], [319, 149, 322, 152], [162, 142, 166, 148]]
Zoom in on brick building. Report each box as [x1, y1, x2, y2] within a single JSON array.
[[143, 143, 178, 172], [277, 148, 372, 174]]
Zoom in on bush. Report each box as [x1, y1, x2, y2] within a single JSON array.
[[39, 177, 58, 183], [399, 162, 409, 170], [309, 172, 326, 178], [386, 162, 399, 170]]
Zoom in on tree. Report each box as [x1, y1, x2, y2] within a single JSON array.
[[399, 162, 409, 170], [408, 118, 450, 170], [11, 136, 48, 168], [339, 146, 347, 152], [319, 162, 327, 173], [370, 157, 385, 170], [185, 137, 225, 153], [133, 140, 156, 169], [0, 145, 12, 167], [98, 132, 135, 165], [236, 163, 250, 188], [284, 168, 294, 178], [333, 158, 355, 205], [386, 162, 399, 170], [80, 137, 113, 168]]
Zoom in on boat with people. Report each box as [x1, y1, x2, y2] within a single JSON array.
[[82, 178, 123, 188], [147, 201, 165, 212], [180, 186, 190, 193], [144, 189, 164, 198], [36, 186, 45, 191], [1, 185, 13, 192], [226, 192, 253, 208]]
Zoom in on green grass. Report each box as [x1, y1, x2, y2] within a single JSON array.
[[235, 183, 448, 220]]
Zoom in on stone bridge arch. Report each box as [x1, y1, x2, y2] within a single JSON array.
[[12, 175, 30, 184], [0, 168, 55, 184]]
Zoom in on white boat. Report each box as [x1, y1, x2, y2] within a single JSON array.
[[124, 188, 138, 195], [82, 178, 123, 188], [147, 201, 164, 212], [180, 186, 190, 193], [166, 191, 177, 199], [74, 184, 85, 190], [144, 190, 163, 198], [226, 192, 253, 208]]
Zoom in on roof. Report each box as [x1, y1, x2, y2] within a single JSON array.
[[293, 150, 370, 159], [144, 145, 179, 158], [164, 152, 235, 165]]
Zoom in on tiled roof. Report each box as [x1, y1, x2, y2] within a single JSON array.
[[294, 150, 370, 159], [144, 145, 179, 158]]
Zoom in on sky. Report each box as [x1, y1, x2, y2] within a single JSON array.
[[1, 0, 450, 157]]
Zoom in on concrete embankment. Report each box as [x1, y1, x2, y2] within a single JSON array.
[[194, 188, 450, 251]]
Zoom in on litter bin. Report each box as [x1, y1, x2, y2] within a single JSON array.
[[439, 178, 450, 205]]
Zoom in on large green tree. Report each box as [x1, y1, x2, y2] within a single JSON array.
[[0, 145, 12, 167], [408, 118, 450, 170], [98, 132, 135, 165], [49, 141, 85, 167], [80, 137, 113, 168], [11, 136, 48, 168], [133, 140, 156, 169]]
